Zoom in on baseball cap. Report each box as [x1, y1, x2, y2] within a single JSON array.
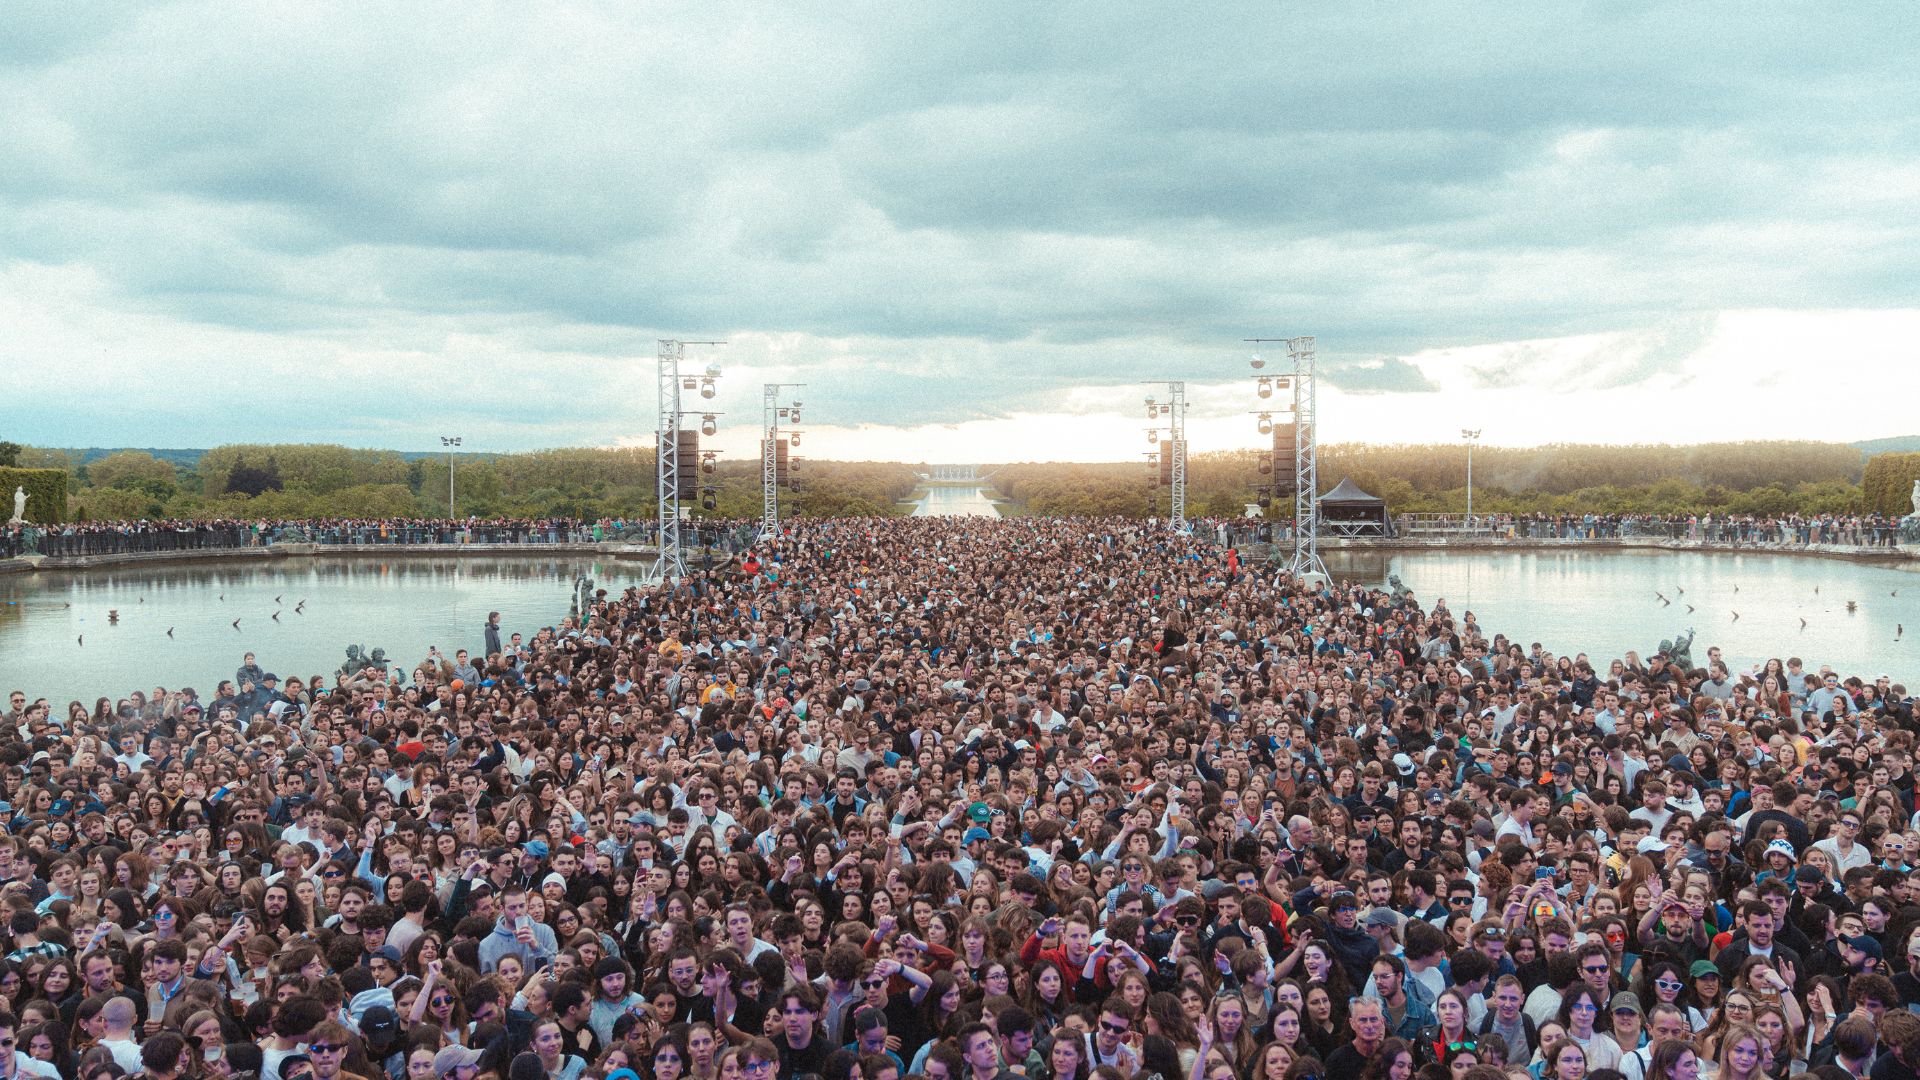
[[1610, 992, 1643, 1016], [967, 802, 992, 823], [359, 1005, 399, 1044], [1365, 909, 1399, 929], [1689, 960, 1720, 979], [1844, 934, 1884, 960], [435, 1047, 485, 1077], [524, 840, 550, 860], [962, 827, 991, 846]]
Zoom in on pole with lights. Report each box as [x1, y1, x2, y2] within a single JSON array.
[[440, 436, 461, 518], [1462, 428, 1482, 533]]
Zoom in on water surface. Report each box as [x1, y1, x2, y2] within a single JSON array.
[[0, 557, 614, 706], [912, 485, 1003, 517], [1325, 548, 1920, 685]]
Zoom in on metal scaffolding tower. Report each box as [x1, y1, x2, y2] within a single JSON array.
[[1285, 336, 1328, 581], [760, 383, 804, 540], [1144, 381, 1189, 532], [653, 339, 723, 581], [1246, 335, 1327, 582]]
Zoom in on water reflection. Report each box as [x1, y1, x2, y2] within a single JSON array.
[[913, 485, 1002, 517]]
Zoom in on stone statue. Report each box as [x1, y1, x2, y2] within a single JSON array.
[[337, 644, 392, 683], [8, 487, 24, 525], [1387, 574, 1414, 602], [1665, 627, 1696, 672], [1909, 479, 1920, 519]]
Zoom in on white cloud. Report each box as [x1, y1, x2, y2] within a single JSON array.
[[1, 5, 1917, 455]]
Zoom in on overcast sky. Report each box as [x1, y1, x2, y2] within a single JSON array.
[[4, 3, 1917, 462]]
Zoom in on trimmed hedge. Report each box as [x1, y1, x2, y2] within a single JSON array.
[[1863, 453, 1920, 518], [0, 467, 68, 524]]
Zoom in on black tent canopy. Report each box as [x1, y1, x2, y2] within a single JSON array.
[[1320, 478, 1394, 537]]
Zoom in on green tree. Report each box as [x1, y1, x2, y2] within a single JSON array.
[[225, 456, 285, 497], [88, 450, 178, 497]]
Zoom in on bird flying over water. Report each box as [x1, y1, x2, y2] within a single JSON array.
[[231, 618, 241, 629], [166, 627, 173, 638], [76, 635, 82, 646], [1676, 586, 1685, 595], [1800, 618, 1808, 630], [1731, 611, 1741, 622], [274, 595, 282, 604], [1655, 591, 1668, 603], [271, 611, 280, 621], [1686, 605, 1695, 614]]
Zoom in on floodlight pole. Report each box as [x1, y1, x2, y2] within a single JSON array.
[[1462, 428, 1482, 533], [440, 436, 461, 518], [762, 383, 804, 540], [655, 339, 724, 581]]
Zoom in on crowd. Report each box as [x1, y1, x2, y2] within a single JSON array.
[[1456, 514, 1913, 547], [2, 515, 1918, 1080], [0, 520, 758, 561]]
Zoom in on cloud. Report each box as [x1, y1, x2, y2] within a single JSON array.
[[1, 3, 1917, 454], [1322, 357, 1440, 396]]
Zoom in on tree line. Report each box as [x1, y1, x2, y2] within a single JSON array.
[[991, 440, 1893, 519], [1, 438, 1909, 523], [5, 443, 921, 523]]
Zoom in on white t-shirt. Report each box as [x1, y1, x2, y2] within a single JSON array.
[[99, 1039, 144, 1075]]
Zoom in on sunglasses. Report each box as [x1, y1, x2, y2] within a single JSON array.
[[1099, 1020, 1130, 1034], [309, 1045, 343, 1055], [1654, 979, 1683, 992]]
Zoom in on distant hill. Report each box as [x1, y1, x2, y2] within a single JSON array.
[[72, 447, 207, 467], [1856, 436, 1920, 455]]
